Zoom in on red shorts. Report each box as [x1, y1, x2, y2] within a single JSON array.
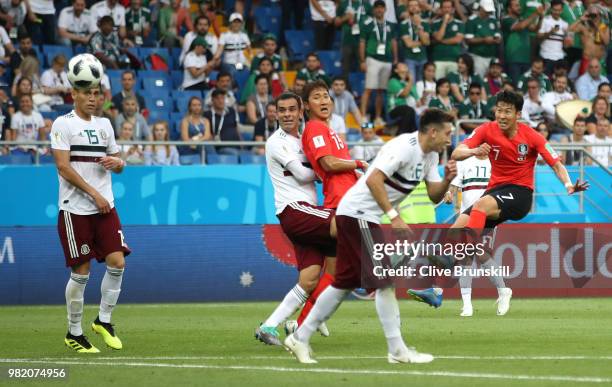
[[58, 208, 131, 267], [333, 215, 391, 290], [278, 202, 336, 271]]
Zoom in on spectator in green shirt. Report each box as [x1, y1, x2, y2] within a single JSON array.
[[251, 34, 283, 73], [501, 0, 544, 89], [516, 57, 553, 96], [465, 0, 502, 78], [458, 83, 490, 132], [483, 59, 512, 97], [400, 0, 430, 82], [428, 77, 458, 119], [561, 0, 585, 69], [336, 0, 372, 76], [448, 53, 486, 104], [431, 0, 465, 79], [296, 52, 332, 86], [359, 0, 398, 126], [387, 62, 418, 134], [126, 0, 151, 46]]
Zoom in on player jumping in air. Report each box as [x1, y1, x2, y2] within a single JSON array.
[[287, 80, 368, 331], [410, 90, 589, 312], [284, 109, 457, 364], [51, 84, 130, 353], [255, 92, 337, 345]]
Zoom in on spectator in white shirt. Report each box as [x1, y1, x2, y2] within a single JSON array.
[[329, 112, 347, 141], [214, 13, 251, 76], [0, 25, 14, 63], [521, 78, 546, 128], [575, 58, 609, 101], [58, 0, 96, 47], [537, 0, 569, 75], [350, 122, 383, 163], [180, 15, 218, 66], [91, 0, 127, 40], [40, 54, 72, 109], [7, 94, 47, 154], [310, 0, 336, 50], [182, 37, 217, 91], [541, 74, 574, 123], [584, 117, 611, 167], [0, 0, 27, 36], [25, 0, 56, 45], [117, 120, 144, 164]]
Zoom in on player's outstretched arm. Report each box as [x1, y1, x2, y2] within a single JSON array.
[[318, 155, 368, 173], [550, 161, 590, 195], [53, 149, 111, 214], [451, 143, 491, 161]]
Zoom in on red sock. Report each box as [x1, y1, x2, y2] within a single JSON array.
[[297, 273, 334, 326], [466, 209, 487, 235]]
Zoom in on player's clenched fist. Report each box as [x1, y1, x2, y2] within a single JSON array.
[[444, 160, 457, 182], [474, 143, 491, 157], [98, 156, 125, 171]]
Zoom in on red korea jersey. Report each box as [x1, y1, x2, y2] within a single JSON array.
[[462, 121, 560, 190], [302, 119, 358, 208]]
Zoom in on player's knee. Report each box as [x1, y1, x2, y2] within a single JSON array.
[[299, 277, 318, 293], [473, 196, 496, 214]]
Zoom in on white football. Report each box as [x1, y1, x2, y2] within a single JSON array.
[[67, 54, 104, 89]]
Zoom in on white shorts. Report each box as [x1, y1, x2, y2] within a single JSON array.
[[365, 57, 392, 90]]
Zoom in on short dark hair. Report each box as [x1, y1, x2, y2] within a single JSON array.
[[305, 52, 319, 61], [495, 90, 524, 111], [255, 73, 270, 85], [302, 79, 330, 102], [195, 15, 210, 25], [258, 57, 273, 68], [331, 76, 346, 84], [99, 15, 114, 26], [435, 77, 450, 93], [419, 108, 455, 133], [469, 82, 482, 92], [266, 101, 276, 110], [526, 77, 539, 86], [533, 56, 544, 64], [211, 88, 226, 98], [574, 116, 587, 125], [275, 92, 302, 110], [551, 0, 563, 7], [217, 71, 232, 80], [598, 82, 611, 91]]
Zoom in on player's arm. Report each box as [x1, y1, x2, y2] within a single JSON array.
[[319, 155, 367, 173], [98, 152, 125, 174], [425, 160, 457, 203], [53, 149, 111, 213], [538, 137, 589, 194], [285, 159, 317, 183], [451, 125, 490, 161], [366, 168, 408, 230]]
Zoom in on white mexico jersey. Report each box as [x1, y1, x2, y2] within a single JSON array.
[[451, 156, 491, 212], [265, 128, 318, 214], [337, 132, 441, 224], [51, 111, 120, 215]]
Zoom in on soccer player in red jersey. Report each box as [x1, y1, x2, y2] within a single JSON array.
[[452, 89, 588, 232], [291, 80, 369, 329]]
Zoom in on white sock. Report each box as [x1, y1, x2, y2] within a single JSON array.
[[459, 267, 473, 306], [263, 284, 308, 327], [99, 266, 124, 323], [375, 287, 408, 355], [481, 259, 505, 292], [294, 286, 349, 343], [66, 272, 89, 336]]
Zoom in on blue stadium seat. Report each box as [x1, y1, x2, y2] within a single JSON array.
[[239, 154, 266, 164], [348, 72, 365, 96], [284, 30, 314, 62], [208, 70, 219, 82], [241, 132, 253, 141], [106, 69, 124, 80], [318, 50, 342, 77], [170, 47, 182, 68], [109, 76, 122, 94], [175, 95, 194, 113], [234, 69, 250, 90], [171, 90, 201, 100], [142, 77, 172, 93], [42, 45, 74, 67], [40, 111, 60, 121], [0, 154, 33, 165], [171, 70, 183, 88], [347, 133, 361, 143], [148, 110, 170, 124], [144, 96, 171, 113], [206, 154, 239, 164], [179, 154, 202, 165], [254, 5, 281, 38]]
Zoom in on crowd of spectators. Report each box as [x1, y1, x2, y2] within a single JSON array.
[[0, 0, 609, 167]]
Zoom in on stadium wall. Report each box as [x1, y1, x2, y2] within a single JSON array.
[[0, 165, 609, 226]]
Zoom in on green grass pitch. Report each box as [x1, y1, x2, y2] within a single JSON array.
[[1, 298, 612, 386]]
